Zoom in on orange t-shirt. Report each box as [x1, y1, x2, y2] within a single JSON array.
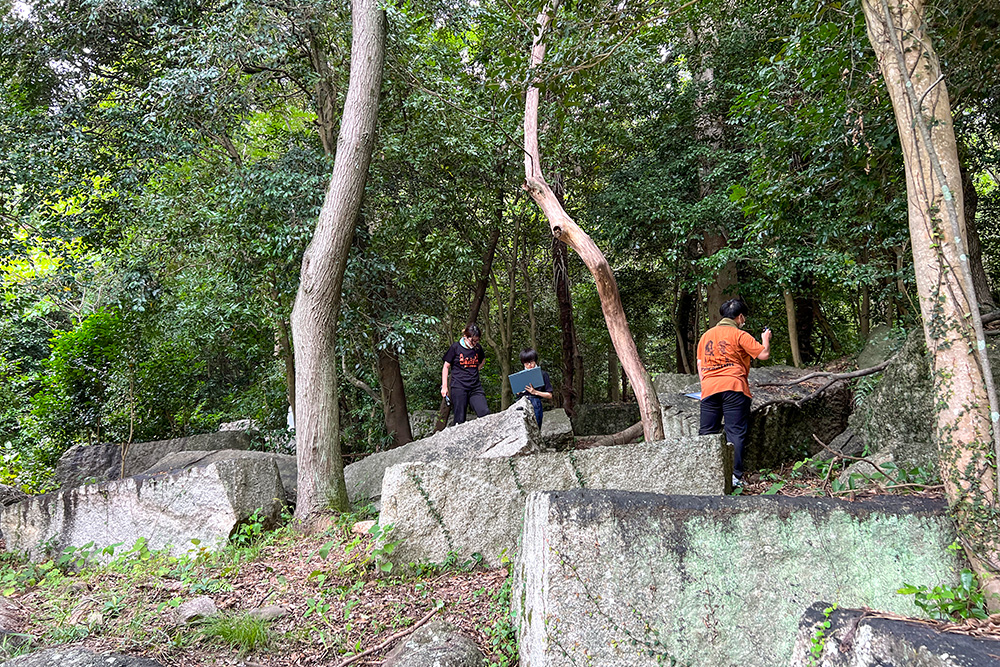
[[697, 319, 765, 398]]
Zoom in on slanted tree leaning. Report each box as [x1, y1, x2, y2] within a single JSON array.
[[292, 0, 387, 517], [522, 0, 664, 442], [861, 0, 1000, 604]]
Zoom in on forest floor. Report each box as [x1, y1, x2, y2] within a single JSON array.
[[0, 457, 997, 666]]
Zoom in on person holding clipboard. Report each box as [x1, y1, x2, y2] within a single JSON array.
[[441, 324, 490, 425], [511, 348, 552, 427]]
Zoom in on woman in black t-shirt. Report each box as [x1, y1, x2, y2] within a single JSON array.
[[441, 324, 490, 425]]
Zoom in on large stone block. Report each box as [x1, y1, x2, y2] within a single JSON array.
[[514, 491, 959, 667], [790, 601, 999, 666], [570, 403, 641, 436], [378, 435, 729, 569], [2, 459, 285, 563], [55, 431, 252, 488], [653, 372, 698, 396], [345, 398, 540, 506], [539, 409, 573, 450], [143, 450, 298, 505]]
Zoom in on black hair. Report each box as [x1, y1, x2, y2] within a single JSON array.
[[719, 299, 749, 320], [519, 348, 538, 364], [463, 323, 481, 339]]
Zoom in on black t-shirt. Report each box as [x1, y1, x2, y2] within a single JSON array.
[[443, 341, 485, 390], [517, 369, 552, 398]]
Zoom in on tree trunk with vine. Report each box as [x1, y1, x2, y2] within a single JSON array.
[[863, 0, 1000, 607]]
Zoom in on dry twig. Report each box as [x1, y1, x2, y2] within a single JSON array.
[[335, 605, 440, 667]]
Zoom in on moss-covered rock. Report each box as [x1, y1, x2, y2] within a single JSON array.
[[850, 327, 1000, 474]]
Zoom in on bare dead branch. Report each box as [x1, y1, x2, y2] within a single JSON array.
[[335, 605, 439, 667], [756, 359, 892, 387]]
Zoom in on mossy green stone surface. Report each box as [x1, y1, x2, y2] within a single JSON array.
[[515, 491, 959, 667]]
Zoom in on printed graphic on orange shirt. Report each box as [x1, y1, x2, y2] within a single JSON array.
[[702, 339, 737, 371]]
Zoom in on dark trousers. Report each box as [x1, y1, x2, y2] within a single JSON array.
[[452, 386, 489, 424], [699, 390, 751, 478], [526, 395, 544, 427]]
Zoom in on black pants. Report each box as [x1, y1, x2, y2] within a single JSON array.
[[452, 386, 489, 424], [699, 390, 751, 478]]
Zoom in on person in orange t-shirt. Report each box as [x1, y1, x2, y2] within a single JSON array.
[[697, 299, 772, 487]]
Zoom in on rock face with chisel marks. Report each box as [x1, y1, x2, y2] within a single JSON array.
[[344, 397, 540, 507], [1, 458, 285, 562], [377, 434, 729, 569]]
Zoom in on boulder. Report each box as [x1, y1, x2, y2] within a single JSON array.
[[816, 427, 864, 461], [514, 490, 959, 667], [849, 329, 936, 471], [2, 459, 285, 563], [570, 403, 641, 436], [0, 648, 163, 667], [539, 409, 573, 450], [378, 435, 729, 568], [790, 601, 1000, 666], [218, 419, 258, 432], [382, 620, 484, 667], [856, 323, 904, 370], [0, 485, 27, 508], [174, 596, 218, 625], [837, 450, 895, 489], [344, 398, 540, 506], [143, 450, 297, 505], [55, 431, 252, 488]]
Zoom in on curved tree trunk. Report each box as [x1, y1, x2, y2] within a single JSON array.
[[291, 0, 386, 518], [863, 0, 1000, 606], [524, 1, 663, 442]]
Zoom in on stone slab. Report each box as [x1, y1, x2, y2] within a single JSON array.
[[2, 459, 285, 562], [790, 601, 1000, 666], [570, 403, 641, 436], [514, 491, 959, 667], [55, 431, 252, 488], [143, 450, 298, 505], [378, 435, 729, 568], [539, 409, 573, 450], [345, 398, 540, 506]]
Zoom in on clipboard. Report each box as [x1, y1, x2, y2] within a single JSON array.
[[508, 367, 544, 395]]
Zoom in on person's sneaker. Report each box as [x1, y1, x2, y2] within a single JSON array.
[[732, 475, 743, 487]]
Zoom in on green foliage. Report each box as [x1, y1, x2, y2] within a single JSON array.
[[808, 604, 837, 667], [898, 569, 989, 621], [483, 571, 517, 666]]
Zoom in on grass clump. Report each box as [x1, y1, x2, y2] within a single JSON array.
[[199, 613, 274, 654]]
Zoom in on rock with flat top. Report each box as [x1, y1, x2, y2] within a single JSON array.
[[344, 398, 540, 506], [55, 431, 252, 488]]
